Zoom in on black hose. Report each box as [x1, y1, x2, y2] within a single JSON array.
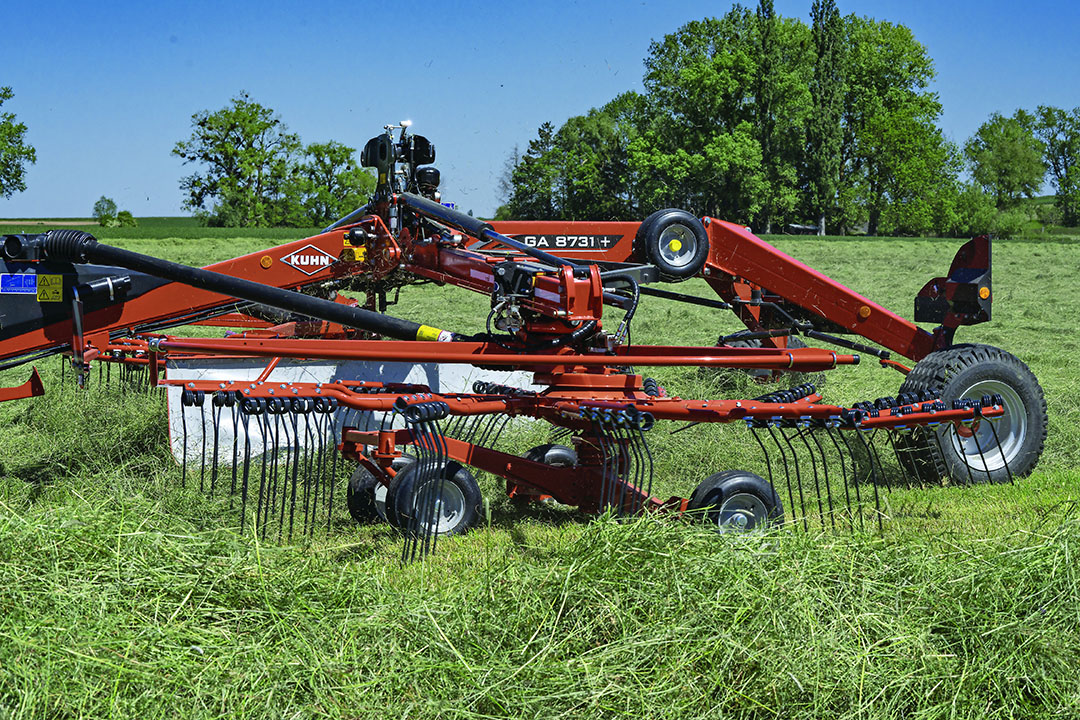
[[42, 231, 453, 343]]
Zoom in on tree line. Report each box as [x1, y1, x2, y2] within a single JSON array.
[[497, 0, 1080, 238]]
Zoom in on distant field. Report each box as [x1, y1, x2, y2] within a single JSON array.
[[0, 233, 1077, 717]]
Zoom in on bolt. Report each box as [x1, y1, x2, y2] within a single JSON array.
[[268, 389, 275, 395]]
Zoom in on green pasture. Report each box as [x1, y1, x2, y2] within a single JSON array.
[[0, 228, 1078, 718]]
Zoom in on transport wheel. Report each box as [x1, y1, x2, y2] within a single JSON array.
[[386, 461, 482, 537], [510, 443, 578, 504], [347, 455, 414, 524], [896, 344, 1047, 484], [636, 208, 710, 281], [686, 470, 783, 531], [524, 443, 578, 467]]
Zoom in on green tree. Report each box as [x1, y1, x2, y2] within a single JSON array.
[[92, 196, 118, 226], [172, 92, 303, 227], [837, 17, 958, 236], [0, 86, 37, 199], [297, 141, 375, 227], [503, 122, 559, 220], [806, 0, 843, 235], [630, 11, 766, 221], [754, 1, 812, 233], [1034, 105, 1080, 225], [116, 210, 137, 227], [964, 110, 1045, 209]]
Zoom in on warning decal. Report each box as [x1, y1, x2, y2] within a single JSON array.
[[36, 275, 63, 302]]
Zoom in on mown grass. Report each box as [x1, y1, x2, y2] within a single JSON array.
[[0, 231, 1078, 717]]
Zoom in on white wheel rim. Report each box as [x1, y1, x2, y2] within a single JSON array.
[[413, 479, 466, 534], [717, 492, 769, 531], [657, 224, 697, 269], [947, 379, 1026, 474], [374, 484, 388, 520]]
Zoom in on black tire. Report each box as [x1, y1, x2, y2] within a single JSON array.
[[686, 470, 783, 531], [346, 455, 414, 524], [386, 461, 482, 537], [510, 444, 577, 504], [896, 344, 1047, 484], [524, 443, 578, 467], [636, 208, 710, 281]]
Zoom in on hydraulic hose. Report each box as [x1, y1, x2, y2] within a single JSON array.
[[39, 230, 454, 343]]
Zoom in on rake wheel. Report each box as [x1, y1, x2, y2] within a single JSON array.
[[687, 470, 783, 531], [896, 344, 1046, 484], [386, 460, 482, 537], [347, 455, 415, 523]]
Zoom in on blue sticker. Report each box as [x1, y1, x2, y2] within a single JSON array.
[[0, 273, 37, 294]]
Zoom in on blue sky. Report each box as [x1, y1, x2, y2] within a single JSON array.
[[2, 0, 1078, 220]]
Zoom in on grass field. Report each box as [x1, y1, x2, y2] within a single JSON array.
[[0, 225, 1078, 718]]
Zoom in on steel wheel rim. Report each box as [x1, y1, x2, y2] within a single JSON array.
[[414, 479, 466, 534], [657, 224, 697, 269], [947, 379, 1026, 473], [374, 484, 388, 520], [717, 492, 769, 531]]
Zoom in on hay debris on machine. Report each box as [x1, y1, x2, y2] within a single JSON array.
[[0, 122, 1047, 557]]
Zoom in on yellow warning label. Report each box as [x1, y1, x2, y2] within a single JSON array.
[[36, 274, 63, 302], [416, 324, 445, 342]]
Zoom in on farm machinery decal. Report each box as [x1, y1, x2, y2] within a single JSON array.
[[0, 122, 1048, 557]]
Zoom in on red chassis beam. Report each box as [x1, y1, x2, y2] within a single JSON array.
[[489, 219, 940, 361]]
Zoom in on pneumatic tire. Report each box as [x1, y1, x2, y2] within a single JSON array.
[[896, 344, 1047, 484], [386, 461, 482, 537], [686, 470, 783, 531], [636, 208, 710, 281]]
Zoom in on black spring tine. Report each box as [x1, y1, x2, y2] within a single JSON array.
[[596, 423, 613, 513], [327, 409, 340, 534], [885, 430, 912, 490], [946, 424, 976, 487], [616, 423, 634, 516], [766, 424, 802, 531], [626, 421, 646, 516], [794, 427, 828, 532], [180, 392, 188, 489], [986, 419, 1013, 484], [779, 428, 810, 532], [239, 405, 253, 532], [105, 358, 111, 386], [265, 413, 282, 540], [210, 401, 222, 497], [286, 411, 301, 542], [230, 400, 240, 500], [749, 426, 780, 524], [825, 426, 861, 532], [805, 427, 837, 531], [853, 430, 885, 532], [199, 402, 208, 493], [638, 421, 654, 515], [970, 417, 994, 484], [302, 411, 315, 537], [255, 414, 269, 538], [428, 417, 450, 558]]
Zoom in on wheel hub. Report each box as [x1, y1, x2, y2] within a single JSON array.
[[948, 379, 1026, 474]]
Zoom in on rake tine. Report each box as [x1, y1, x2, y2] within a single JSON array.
[[198, 400, 208, 493], [766, 424, 802, 531], [327, 405, 340, 533], [779, 427, 811, 532], [885, 430, 914, 489], [238, 400, 256, 532], [805, 426, 838, 531], [210, 397, 223, 496], [749, 425, 781, 524], [287, 410, 302, 541], [825, 426, 861, 532], [229, 395, 240, 500], [970, 417, 994, 484], [853, 430, 885, 532], [986, 419, 1013, 484], [794, 427, 828, 532], [180, 391, 189, 489]]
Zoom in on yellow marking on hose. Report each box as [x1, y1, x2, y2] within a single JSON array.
[[416, 325, 452, 342]]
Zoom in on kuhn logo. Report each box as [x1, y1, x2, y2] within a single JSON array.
[[281, 245, 336, 275]]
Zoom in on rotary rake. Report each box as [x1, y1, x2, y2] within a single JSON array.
[[0, 122, 1045, 557]]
